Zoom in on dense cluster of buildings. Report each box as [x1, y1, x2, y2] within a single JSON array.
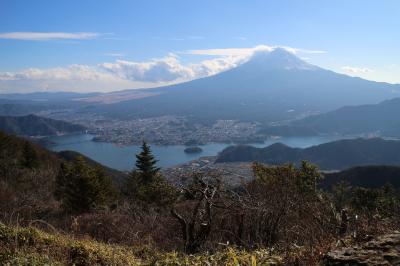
[[38, 108, 266, 146]]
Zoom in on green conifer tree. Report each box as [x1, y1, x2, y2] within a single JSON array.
[[22, 141, 39, 169], [126, 142, 176, 206], [135, 142, 160, 183], [55, 156, 116, 213]]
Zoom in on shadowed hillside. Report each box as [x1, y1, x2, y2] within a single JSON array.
[[0, 114, 85, 136], [323, 165, 400, 190], [287, 97, 400, 137], [216, 138, 400, 170]]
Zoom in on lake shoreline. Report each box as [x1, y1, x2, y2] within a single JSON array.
[[45, 134, 356, 171]]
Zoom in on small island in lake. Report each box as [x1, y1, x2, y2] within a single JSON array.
[[184, 146, 203, 154]]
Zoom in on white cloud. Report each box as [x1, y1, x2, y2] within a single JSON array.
[[0, 44, 328, 93], [99, 55, 196, 82], [0, 65, 157, 93], [191, 55, 249, 76], [0, 54, 245, 93], [338, 65, 400, 84], [183, 45, 273, 56], [99, 51, 251, 83], [0, 32, 100, 41], [183, 45, 326, 56], [0, 65, 112, 81], [341, 66, 374, 74], [104, 53, 125, 57]]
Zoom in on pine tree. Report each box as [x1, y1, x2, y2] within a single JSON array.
[[56, 157, 93, 213], [126, 142, 176, 206], [55, 156, 117, 213], [135, 142, 160, 183], [22, 141, 39, 169], [91, 166, 118, 206]]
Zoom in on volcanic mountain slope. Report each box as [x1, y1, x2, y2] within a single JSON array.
[[216, 138, 400, 170], [94, 48, 400, 123]]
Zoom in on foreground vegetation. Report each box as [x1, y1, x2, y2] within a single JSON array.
[[1, 130, 399, 265], [0, 222, 284, 265]]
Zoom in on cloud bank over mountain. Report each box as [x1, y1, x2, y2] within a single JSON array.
[[0, 45, 318, 93]]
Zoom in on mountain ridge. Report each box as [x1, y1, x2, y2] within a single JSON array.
[[216, 137, 400, 170], [260, 97, 400, 137], [0, 114, 85, 136]]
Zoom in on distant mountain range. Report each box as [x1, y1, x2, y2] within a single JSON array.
[[0, 97, 92, 116], [292, 97, 400, 136], [261, 97, 400, 138], [0, 114, 85, 136], [216, 138, 400, 170], [0, 91, 99, 101], [91, 48, 400, 123]]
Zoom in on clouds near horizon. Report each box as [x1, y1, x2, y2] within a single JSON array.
[[0, 54, 244, 93], [0, 45, 276, 93], [0, 45, 331, 93], [341, 66, 374, 74]]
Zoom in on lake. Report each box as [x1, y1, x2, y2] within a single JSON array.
[[46, 134, 348, 171]]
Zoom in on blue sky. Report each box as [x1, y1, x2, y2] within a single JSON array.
[[0, 0, 399, 93]]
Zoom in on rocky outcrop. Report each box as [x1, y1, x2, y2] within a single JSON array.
[[324, 232, 400, 265]]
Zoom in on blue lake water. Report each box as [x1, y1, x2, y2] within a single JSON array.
[[46, 134, 348, 171]]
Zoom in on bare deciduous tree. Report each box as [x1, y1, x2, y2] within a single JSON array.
[[171, 173, 221, 253]]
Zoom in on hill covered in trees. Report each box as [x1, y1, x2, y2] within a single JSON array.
[[293, 97, 400, 137], [262, 97, 400, 137], [0, 129, 125, 208], [216, 138, 400, 170], [0, 114, 85, 136], [323, 165, 400, 190]]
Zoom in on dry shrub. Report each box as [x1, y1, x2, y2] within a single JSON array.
[[0, 167, 59, 226], [66, 203, 182, 252], [191, 162, 340, 264]]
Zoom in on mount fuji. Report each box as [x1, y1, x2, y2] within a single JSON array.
[[94, 48, 400, 123]]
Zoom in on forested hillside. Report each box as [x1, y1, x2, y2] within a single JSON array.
[[323, 165, 400, 190], [0, 114, 85, 136], [292, 98, 400, 136], [216, 138, 400, 170]]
